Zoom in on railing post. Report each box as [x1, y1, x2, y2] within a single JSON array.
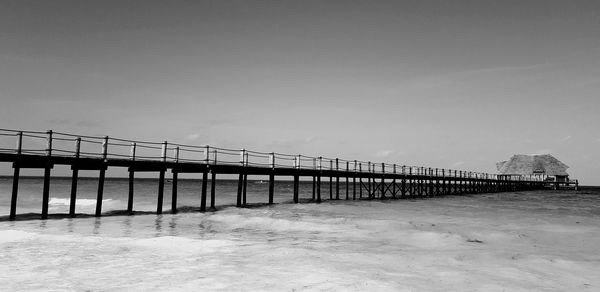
[[318, 156, 322, 170], [269, 152, 275, 169], [213, 149, 218, 164], [130, 142, 136, 161], [46, 130, 53, 156], [161, 141, 167, 162], [74, 138, 81, 158], [101, 136, 109, 160], [240, 149, 245, 166], [15, 131, 23, 155], [204, 146, 210, 164]]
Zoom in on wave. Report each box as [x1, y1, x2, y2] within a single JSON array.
[[49, 197, 115, 207]]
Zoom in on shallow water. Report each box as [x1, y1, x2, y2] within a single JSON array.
[[1, 178, 599, 291]]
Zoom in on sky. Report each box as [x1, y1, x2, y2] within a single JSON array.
[[1, 0, 599, 184]]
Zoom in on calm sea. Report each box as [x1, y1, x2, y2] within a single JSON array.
[[0, 176, 322, 218]]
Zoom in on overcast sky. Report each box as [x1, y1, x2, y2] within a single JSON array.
[[1, 0, 599, 184]]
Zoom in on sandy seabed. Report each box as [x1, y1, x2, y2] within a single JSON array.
[[1, 190, 599, 291]]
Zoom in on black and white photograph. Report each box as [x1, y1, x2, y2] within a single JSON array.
[[1, 0, 599, 290]]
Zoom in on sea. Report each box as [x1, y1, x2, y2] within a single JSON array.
[[1, 177, 599, 291]]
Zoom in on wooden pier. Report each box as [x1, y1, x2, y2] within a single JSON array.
[[0, 129, 546, 220]]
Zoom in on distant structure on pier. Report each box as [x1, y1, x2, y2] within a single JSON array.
[[496, 154, 570, 182]]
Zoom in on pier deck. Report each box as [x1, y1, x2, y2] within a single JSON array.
[[0, 129, 548, 220]]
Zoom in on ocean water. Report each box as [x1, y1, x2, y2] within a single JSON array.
[[1, 177, 600, 291], [0, 176, 313, 217]]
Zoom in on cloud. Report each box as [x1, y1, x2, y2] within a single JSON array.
[[47, 118, 99, 128], [451, 161, 465, 168], [184, 133, 202, 141], [561, 135, 572, 142], [375, 150, 394, 158], [267, 136, 318, 150]]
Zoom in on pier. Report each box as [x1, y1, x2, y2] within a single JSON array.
[[0, 129, 546, 220]]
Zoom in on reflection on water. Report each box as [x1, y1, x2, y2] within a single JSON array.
[[122, 216, 132, 237], [93, 218, 101, 235], [154, 215, 163, 236]]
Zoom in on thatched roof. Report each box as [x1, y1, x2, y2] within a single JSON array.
[[496, 154, 569, 176]]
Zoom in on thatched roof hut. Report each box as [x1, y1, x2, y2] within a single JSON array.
[[496, 154, 569, 176]]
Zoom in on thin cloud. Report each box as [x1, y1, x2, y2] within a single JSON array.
[[452, 161, 465, 168], [375, 150, 394, 158], [184, 133, 202, 141], [452, 63, 555, 77]]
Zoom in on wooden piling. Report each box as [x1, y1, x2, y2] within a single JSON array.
[[128, 142, 136, 215], [268, 173, 274, 204], [200, 171, 208, 211], [359, 163, 363, 199], [317, 175, 321, 202], [210, 171, 216, 209], [68, 137, 81, 217], [9, 131, 23, 221], [293, 174, 299, 203], [171, 171, 178, 214], [242, 173, 248, 206], [335, 158, 340, 200], [95, 168, 105, 217], [10, 166, 20, 220], [128, 169, 135, 214], [381, 163, 385, 199], [41, 166, 51, 219], [312, 176, 316, 200], [95, 136, 108, 217], [157, 141, 167, 214], [41, 130, 53, 219], [236, 173, 243, 207], [157, 170, 165, 214], [391, 164, 396, 199], [69, 167, 79, 217]]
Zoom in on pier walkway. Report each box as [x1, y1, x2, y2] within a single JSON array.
[[0, 129, 545, 220]]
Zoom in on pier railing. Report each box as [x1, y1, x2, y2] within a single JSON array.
[[1, 128, 554, 220], [0, 129, 542, 182]]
